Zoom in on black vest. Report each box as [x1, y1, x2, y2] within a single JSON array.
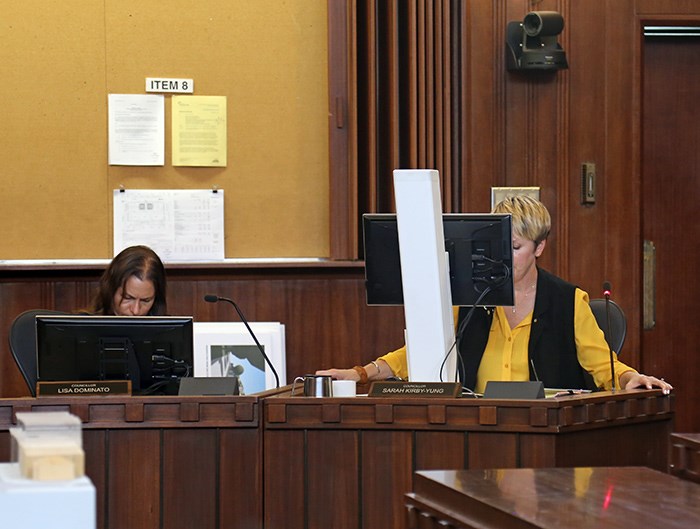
[[457, 268, 595, 391]]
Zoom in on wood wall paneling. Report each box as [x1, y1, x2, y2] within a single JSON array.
[[595, 1, 644, 365], [636, 0, 700, 13], [461, 1, 498, 211], [0, 265, 407, 398], [642, 34, 700, 432], [329, 0, 359, 260], [0, 273, 105, 397]]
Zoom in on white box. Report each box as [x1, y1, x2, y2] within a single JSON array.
[[0, 463, 95, 529]]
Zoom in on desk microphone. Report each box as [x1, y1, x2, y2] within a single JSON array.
[[602, 281, 616, 392], [204, 294, 280, 388]]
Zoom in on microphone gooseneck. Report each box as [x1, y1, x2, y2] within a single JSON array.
[[204, 294, 281, 388], [530, 358, 540, 383], [602, 281, 616, 392]]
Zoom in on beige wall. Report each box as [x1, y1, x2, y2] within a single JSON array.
[[0, 1, 329, 259]]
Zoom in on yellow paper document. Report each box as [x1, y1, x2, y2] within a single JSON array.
[[172, 95, 227, 166]]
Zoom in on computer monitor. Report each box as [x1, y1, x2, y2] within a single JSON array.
[[36, 315, 194, 395], [363, 213, 514, 307]]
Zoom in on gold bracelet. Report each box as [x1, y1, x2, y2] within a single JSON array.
[[370, 360, 381, 378], [352, 365, 368, 384]]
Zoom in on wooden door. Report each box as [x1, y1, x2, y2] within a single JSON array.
[[642, 35, 700, 432]]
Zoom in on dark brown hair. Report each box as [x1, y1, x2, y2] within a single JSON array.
[[89, 245, 167, 315]]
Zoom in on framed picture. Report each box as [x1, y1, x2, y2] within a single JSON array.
[[193, 322, 286, 393]]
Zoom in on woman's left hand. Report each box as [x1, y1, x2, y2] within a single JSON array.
[[620, 371, 673, 394]]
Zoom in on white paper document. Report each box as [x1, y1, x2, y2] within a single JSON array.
[[108, 94, 165, 165], [172, 95, 227, 167], [113, 189, 225, 261]]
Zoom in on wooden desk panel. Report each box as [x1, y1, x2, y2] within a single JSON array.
[[0, 396, 261, 529], [406, 467, 700, 529], [263, 390, 673, 529], [0, 391, 674, 529], [671, 432, 700, 484]]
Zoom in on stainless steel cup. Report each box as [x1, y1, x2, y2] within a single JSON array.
[[292, 374, 333, 397]]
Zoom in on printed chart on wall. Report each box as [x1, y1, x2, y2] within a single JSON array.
[[113, 189, 224, 261]]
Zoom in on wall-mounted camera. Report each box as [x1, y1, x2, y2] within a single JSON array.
[[506, 11, 568, 71]]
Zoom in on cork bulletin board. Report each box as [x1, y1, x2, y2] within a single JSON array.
[[0, 1, 329, 259]]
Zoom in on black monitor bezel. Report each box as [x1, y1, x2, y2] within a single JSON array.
[[35, 315, 194, 395], [362, 213, 514, 307]]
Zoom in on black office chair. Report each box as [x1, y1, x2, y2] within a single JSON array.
[[9, 309, 66, 396], [589, 298, 627, 356]]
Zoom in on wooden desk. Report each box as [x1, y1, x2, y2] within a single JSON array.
[[671, 432, 700, 483], [263, 389, 673, 529], [406, 466, 700, 529], [0, 390, 673, 529], [0, 395, 262, 529]]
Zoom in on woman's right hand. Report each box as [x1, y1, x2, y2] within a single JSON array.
[[315, 368, 360, 382]]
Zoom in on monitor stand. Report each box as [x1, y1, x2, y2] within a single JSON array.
[[393, 169, 456, 383]]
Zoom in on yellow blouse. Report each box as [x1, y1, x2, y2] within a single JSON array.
[[378, 288, 635, 391]]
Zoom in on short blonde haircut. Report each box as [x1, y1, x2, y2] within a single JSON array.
[[492, 195, 551, 244]]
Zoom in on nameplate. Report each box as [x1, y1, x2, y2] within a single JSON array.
[[483, 381, 545, 399], [368, 381, 461, 398], [178, 377, 240, 396], [37, 380, 132, 397]]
